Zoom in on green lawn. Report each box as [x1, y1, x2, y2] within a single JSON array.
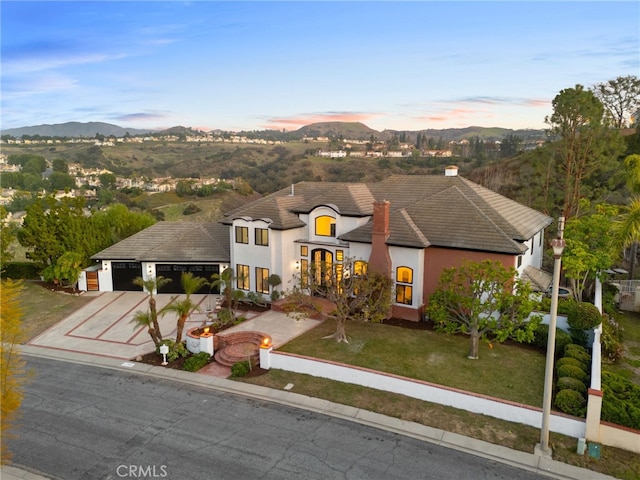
[[278, 320, 546, 406], [239, 318, 640, 480]]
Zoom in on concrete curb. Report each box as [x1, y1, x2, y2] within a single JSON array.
[[19, 345, 617, 480]]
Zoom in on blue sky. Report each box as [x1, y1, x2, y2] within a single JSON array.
[[2, 1, 639, 132]]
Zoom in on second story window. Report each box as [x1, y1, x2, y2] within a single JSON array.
[[235, 226, 248, 244], [315, 215, 336, 237], [255, 228, 269, 246]]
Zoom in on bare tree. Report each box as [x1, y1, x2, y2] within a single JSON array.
[[592, 75, 640, 129]]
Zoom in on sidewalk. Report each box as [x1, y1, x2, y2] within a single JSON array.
[[1, 464, 52, 480], [16, 344, 618, 480]]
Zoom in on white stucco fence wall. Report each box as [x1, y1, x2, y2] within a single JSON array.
[[265, 351, 585, 439]]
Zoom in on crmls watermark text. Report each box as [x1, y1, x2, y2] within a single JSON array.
[[116, 465, 168, 478]]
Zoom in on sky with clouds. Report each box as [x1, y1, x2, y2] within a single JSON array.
[[2, 1, 639, 133]]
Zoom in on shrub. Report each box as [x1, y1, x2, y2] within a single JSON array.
[[565, 343, 587, 354], [1, 262, 40, 279], [183, 352, 211, 372], [556, 357, 587, 371], [601, 314, 624, 363], [601, 372, 640, 430], [556, 376, 587, 395], [564, 348, 591, 366], [231, 360, 251, 378], [567, 302, 602, 330], [531, 324, 573, 357], [157, 339, 189, 362], [554, 389, 586, 417], [556, 364, 588, 383]]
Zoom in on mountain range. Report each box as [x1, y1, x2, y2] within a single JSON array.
[[1, 121, 547, 142]]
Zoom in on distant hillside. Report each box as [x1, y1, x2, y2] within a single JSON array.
[[1, 120, 547, 142], [382, 126, 548, 142], [294, 122, 380, 141], [295, 122, 545, 142], [1, 122, 153, 138]]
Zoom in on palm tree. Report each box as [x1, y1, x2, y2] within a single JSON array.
[[133, 275, 171, 344], [161, 272, 208, 345], [129, 310, 160, 346], [614, 197, 640, 250], [210, 267, 242, 318], [614, 154, 640, 278]]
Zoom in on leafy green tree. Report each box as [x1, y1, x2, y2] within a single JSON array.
[[90, 204, 156, 249], [546, 84, 625, 219], [22, 157, 47, 176], [592, 75, 640, 129], [18, 196, 73, 267], [51, 158, 68, 173], [161, 272, 208, 345], [0, 172, 25, 189], [563, 202, 618, 301], [133, 275, 172, 346], [8, 153, 45, 168], [500, 134, 522, 158], [98, 172, 117, 189], [22, 173, 46, 192], [427, 260, 539, 360], [43, 250, 85, 288], [47, 172, 76, 191]]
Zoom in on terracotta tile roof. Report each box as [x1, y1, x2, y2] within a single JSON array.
[[91, 222, 229, 262]]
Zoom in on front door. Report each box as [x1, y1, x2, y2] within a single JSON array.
[[311, 248, 333, 290]]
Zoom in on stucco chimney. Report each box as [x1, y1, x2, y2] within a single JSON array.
[[369, 200, 392, 277], [445, 165, 459, 176]]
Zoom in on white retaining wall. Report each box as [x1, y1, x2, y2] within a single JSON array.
[[266, 351, 585, 439]]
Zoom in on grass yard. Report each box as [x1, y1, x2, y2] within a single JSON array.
[[16, 280, 95, 342], [277, 320, 546, 406], [238, 319, 640, 480]]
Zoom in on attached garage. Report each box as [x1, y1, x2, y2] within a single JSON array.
[[156, 264, 219, 294], [111, 262, 143, 291], [89, 222, 231, 293]]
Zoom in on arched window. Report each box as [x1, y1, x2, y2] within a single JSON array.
[[315, 215, 336, 237], [396, 266, 413, 305]]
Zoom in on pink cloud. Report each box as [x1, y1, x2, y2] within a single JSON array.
[[263, 112, 380, 130]]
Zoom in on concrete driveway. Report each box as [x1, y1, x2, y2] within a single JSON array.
[[28, 292, 321, 361]]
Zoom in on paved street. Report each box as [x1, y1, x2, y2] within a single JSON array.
[[8, 357, 553, 480]]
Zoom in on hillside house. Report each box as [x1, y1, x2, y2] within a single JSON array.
[[85, 166, 552, 321]]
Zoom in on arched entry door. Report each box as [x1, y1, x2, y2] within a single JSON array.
[[311, 248, 333, 290]]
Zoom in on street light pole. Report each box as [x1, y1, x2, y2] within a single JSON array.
[[538, 217, 566, 456]]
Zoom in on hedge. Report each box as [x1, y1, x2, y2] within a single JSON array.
[[1, 262, 41, 279], [556, 364, 588, 383], [556, 356, 587, 372], [183, 352, 211, 372], [555, 389, 586, 417], [532, 324, 572, 357], [556, 376, 587, 395]]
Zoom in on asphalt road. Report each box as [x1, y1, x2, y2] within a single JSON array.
[[9, 357, 552, 480]]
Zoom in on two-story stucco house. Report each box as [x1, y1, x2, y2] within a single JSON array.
[[85, 166, 552, 321]]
